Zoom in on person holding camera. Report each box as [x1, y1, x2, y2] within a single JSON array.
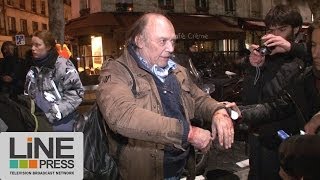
[[240, 4, 320, 180]]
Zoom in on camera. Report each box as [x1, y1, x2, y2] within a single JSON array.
[[255, 45, 274, 56]]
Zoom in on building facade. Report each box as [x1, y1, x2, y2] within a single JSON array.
[[66, 0, 312, 73], [0, 0, 72, 58]]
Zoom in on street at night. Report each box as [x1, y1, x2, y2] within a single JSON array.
[[1, 0, 320, 180]]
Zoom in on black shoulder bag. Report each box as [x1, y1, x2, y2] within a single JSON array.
[[75, 60, 136, 180]]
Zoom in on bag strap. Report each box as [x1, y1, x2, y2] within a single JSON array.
[[30, 99, 39, 132], [284, 90, 306, 130], [115, 60, 137, 96]]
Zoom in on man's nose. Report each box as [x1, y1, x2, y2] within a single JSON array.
[[165, 41, 175, 53]]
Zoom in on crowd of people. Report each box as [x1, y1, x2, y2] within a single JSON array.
[[96, 4, 320, 179], [239, 5, 318, 180], [0, 3, 319, 180], [0, 30, 84, 132], [277, 19, 320, 180]]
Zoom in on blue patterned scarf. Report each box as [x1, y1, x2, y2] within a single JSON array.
[[138, 56, 177, 82]]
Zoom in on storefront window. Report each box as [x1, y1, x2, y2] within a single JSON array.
[[175, 39, 239, 62], [176, 40, 238, 53], [91, 36, 103, 73], [78, 45, 92, 72], [76, 36, 105, 75]]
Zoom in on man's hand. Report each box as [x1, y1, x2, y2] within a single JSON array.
[[249, 44, 265, 67], [188, 126, 213, 153], [305, 113, 320, 134], [212, 108, 234, 149], [223, 102, 242, 119], [34, 91, 52, 113], [262, 34, 291, 55]]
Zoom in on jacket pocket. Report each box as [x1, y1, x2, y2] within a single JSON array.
[[135, 79, 153, 110], [181, 84, 195, 120], [119, 142, 157, 179]]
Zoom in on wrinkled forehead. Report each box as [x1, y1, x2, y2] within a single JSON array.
[[144, 16, 176, 39]]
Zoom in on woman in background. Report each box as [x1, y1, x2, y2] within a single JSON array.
[[24, 31, 84, 131]]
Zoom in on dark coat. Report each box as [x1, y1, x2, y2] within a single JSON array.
[[240, 52, 320, 148]]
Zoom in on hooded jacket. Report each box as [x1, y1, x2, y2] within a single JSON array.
[[24, 49, 84, 124]]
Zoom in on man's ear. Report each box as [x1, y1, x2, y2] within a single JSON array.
[[134, 35, 145, 49]]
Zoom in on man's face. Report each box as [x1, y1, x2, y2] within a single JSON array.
[[137, 17, 176, 68], [266, 25, 294, 40], [312, 28, 320, 71]]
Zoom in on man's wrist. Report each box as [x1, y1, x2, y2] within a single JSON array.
[[213, 107, 228, 117], [188, 126, 194, 140]]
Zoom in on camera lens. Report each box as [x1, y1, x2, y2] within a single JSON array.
[[256, 45, 273, 56], [259, 46, 269, 55]]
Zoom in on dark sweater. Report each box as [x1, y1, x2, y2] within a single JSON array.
[[153, 73, 190, 178]]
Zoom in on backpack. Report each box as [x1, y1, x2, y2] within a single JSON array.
[[0, 94, 52, 132], [75, 60, 136, 180]]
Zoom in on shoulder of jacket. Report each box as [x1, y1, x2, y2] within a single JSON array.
[[101, 57, 116, 69], [292, 57, 304, 64], [281, 57, 305, 72], [100, 58, 132, 79], [55, 56, 76, 66], [56, 56, 69, 63], [303, 66, 313, 78], [102, 58, 124, 70], [175, 64, 186, 74], [53, 56, 77, 75]]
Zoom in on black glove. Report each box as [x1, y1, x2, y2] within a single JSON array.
[[34, 91, 52, 113]]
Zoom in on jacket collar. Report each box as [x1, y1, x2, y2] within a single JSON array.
[[33, 48, 59, 69], [119, 47, 149, 77]]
